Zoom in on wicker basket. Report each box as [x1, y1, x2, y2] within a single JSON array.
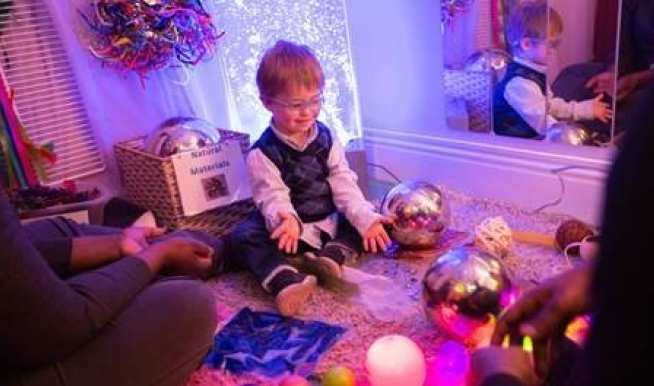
[[443, 69, 493, 133], [114, 129, 255, 236]]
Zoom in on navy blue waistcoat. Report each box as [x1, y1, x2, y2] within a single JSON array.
[[252, 121, 336, 223], [493, 61, 546, 139]]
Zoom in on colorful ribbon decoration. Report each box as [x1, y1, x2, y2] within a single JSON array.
[[1, 70, 56, 188], [79, 0, 223, 83], [441, 0, 476, 26]]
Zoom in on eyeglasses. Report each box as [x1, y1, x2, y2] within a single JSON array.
[[529, 37, 561, 49], [545, 38, 561, 49], [267, 94, 324, 112]]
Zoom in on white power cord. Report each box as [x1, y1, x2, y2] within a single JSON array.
[[530, 165, 606, 214]]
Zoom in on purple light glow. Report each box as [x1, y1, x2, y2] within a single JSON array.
[[500, 285, 521, 309], [425, 340, 470, 386], [430, 305, 496, 347]]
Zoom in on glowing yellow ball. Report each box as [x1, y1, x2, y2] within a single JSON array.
[[322, 366, 356, 386]]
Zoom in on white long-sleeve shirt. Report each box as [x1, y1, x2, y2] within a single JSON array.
[[246, 122, 381, 249], [504, 57, 596, 134]]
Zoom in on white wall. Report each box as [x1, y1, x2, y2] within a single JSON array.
[[549, 0, 603, 80], [346, 0, 446, 135]]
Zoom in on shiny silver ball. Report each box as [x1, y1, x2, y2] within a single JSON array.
[[464, 49, 511, 83], [423, 246, 512, 343], [423, 246, 510, 319], [545, 123, 591, 146], [381, 181, 450, 249], [144, 117, 221, 157]]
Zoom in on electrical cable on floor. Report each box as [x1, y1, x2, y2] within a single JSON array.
[[530, 165, 606, 214], [367, 162, 402, 183]]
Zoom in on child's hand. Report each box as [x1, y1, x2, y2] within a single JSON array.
[[270, 212, 301, 254], [591, 94, 613, 123], [363, 217, 393, 254]]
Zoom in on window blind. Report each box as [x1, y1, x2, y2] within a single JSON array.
[[0, 0, 104, 184]]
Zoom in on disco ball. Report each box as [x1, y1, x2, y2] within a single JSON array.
[[423, 246, 512, 344], [144, 117, 221, 157], [380, 181, 450, 249], [545, 122, 591, 146], [464, 49, 511, 83]]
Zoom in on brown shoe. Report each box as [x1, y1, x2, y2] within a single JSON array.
[[304, 252, 342, 278], [274, 274, 317, 317]]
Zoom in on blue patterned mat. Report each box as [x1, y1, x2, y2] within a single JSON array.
[[205, 307, 346, 377]]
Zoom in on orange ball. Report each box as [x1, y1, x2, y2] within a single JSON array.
[[279, 374, 311, 386]]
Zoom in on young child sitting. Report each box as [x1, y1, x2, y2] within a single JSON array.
[[222, 40, 392, 316], [493, 1, 613, 139]]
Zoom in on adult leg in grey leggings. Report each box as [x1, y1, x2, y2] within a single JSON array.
[[6, 278, 216, 386]]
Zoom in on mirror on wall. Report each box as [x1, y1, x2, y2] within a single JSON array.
[[441, 0, 622, 147], [612, 0, 654, 142]]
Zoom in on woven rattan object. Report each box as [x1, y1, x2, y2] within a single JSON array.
[[114, 129, 255, 235]]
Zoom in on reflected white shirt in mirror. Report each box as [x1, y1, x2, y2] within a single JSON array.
[[504, 57, 596, 134]]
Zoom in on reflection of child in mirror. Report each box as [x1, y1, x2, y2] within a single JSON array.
[[493, 1, 613, 139]]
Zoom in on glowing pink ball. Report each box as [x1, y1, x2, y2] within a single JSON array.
[[365, 335, 426, 386]]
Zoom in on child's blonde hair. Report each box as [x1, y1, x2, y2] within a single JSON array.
[[505, 1, 563, 54], [256, 40, 324, 98]]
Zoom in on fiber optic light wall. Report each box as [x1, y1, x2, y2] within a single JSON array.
[[212, 0, 362, 143]]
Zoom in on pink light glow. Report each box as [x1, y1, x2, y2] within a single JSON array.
[[565, 314, 592, 345], [425, 340, 471, 386], [430, 305, 496, 347], [499, 286, 521, 309]]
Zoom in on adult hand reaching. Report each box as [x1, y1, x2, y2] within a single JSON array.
[[616, 72, 644, 101], [469, 346, 540, 386], [491, 263, 594, 344], [487, 263, 593, 381], [585, 71, 615, 95]]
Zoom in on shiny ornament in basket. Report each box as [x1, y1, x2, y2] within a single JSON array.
[[114, 127, 251, 231], [144, 117, 221, 157], [381, 181, 450, 249], [464, 48, 511, 83]]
